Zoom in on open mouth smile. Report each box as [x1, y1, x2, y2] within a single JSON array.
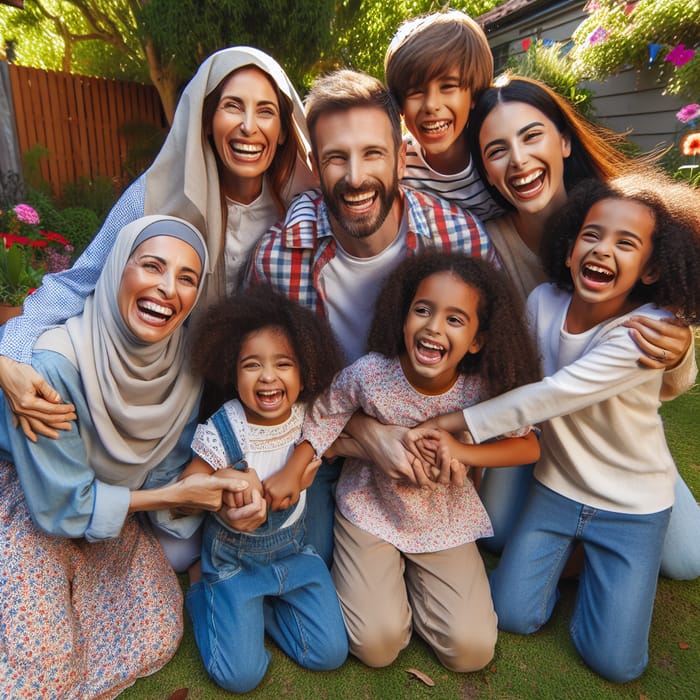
[[581, 263, 615, 284], [342, 190, 377, 212], [420, 120, 450, 136], [509, 169, 545, 198], [137, 299, 174, 324], [230, 141, 264, 159], [415, 338, 447, 365]]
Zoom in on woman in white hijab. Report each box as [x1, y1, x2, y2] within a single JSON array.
[[0, 216, 249, 699], [0, 46, 316, 439]]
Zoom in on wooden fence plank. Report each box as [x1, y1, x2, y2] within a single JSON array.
[[7, 64, 165, 196]]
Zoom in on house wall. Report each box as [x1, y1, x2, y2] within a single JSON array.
[[482, 0, 684, 153]]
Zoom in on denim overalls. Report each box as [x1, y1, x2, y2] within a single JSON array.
[[185, 406, 348, 693]]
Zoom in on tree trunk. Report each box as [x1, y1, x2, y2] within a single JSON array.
[[143, 39, 178, 125]]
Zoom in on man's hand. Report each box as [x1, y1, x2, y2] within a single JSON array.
[[0, 356, 76, 441], [345, 413, 437, 489]]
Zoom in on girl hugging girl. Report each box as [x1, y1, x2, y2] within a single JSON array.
[[276, 252, 541, 672], [179, 286, 348, 694], [410, 173, 700, 683]]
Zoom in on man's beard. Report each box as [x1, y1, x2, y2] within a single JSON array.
[[322, 175, 399, 240]]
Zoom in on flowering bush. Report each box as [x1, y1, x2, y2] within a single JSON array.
[[0, 204, 73, 306]]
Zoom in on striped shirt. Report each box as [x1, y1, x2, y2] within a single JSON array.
[[401, 136, 503, 222]]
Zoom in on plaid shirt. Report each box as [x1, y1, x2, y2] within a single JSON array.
[[246, 186, 496, 316]]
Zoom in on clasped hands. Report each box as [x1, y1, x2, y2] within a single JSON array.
[[401, 422, 474, 489], [216, 455, 322, 532]]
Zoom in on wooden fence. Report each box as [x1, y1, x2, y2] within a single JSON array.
[[8, 64, 166, 196]]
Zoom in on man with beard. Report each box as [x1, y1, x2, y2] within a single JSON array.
[[246, 69, 495, 564]]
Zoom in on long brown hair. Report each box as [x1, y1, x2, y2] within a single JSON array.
[[467, 75, 639, 211], [202, 65, 304, 214]]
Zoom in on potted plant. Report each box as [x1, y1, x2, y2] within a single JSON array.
[[0, 204, 73, 323]]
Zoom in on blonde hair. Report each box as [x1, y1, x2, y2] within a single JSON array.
[[385, 10, 493, 108]]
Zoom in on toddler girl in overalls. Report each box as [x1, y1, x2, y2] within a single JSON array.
[[180, 286, 347, 693]]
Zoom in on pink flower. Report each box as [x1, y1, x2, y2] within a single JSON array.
[[586, 26, 608, 46], [12, 204, 40, 225], [665, 44, 695, 68], [676, 104, 700, 124]]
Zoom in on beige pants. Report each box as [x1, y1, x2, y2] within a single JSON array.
[[331, 510, 498, 672]]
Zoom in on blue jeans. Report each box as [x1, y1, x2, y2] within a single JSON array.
[[490, 481, 670, 683], [478, 462, 535, 553], [660, 475, 700, 580], [186, 515, 348, 694], [303, 458, 342, 567]]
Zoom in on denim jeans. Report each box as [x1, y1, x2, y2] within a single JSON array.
[[302, 457, 342, 567], [478, 462, 535, 553], [490, 481, 670, 683], [186, 514, 348, 693], [660, 475, 700, 580]]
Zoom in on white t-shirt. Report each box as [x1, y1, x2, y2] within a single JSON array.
[[320, 213, 408, 364]]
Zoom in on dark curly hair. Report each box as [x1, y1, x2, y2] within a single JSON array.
[[542, 174, 700, 323], [191, 285, 343, 420], [367, 251, 541, 397]]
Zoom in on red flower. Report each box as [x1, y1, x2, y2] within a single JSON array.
[[29, 239, 48, 248], [41, 230, 70, 246], [681, 132, 700, 157]]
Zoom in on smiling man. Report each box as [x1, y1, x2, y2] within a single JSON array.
[[246, 69, 495, 564]]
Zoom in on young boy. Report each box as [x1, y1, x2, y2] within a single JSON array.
[[385, 10, 501, 221]]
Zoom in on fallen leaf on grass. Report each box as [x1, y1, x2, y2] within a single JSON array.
[[678, 641, 690, 650], [406, 668, 435, 686], [639, 694, 649, 700], [167, 690, 188, 700]]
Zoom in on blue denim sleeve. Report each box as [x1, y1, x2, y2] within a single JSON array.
[[0, 178, 146, 363], [7, 351, 131, 538]]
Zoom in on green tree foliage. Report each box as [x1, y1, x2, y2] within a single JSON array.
[[570, 0, 700, 101], [0, 0, 335, 122], [327, 1, 499, 80]]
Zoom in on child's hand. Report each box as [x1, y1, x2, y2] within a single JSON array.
[[175, 471, 249, 512], [218, 489, 268, 532], [418, 429, 471, 487], [220, 468, 263, 509], [264, 469, 304, 511]]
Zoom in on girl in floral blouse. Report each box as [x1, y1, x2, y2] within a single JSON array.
[[273, 251, 541, 673]]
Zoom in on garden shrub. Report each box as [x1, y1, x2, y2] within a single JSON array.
[[61, 176, 117, 222], [60, 207, 100, 257]]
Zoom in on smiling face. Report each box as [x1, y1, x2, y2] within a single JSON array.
[[400, 271, 483, 394], [236, 326, 302, 426], [313, 106, 405, 256], [402, 71, 472, 174], [479, 101, 571, 217], [209, 66, 284, 204], [118, 236, 202, 343], [566, 197, 657, 332]]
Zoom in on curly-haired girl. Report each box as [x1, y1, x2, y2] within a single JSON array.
[[275, 251, 540, 673], [180, 285, 347, 693], [411, 173, 700, 682]]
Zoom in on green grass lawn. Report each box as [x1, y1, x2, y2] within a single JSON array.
[[123, 345, 700, 700]]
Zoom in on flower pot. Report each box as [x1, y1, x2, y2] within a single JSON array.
[[0, 303, 22, 326]]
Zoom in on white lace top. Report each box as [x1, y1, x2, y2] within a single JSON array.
[[192, 399, 306, 525]]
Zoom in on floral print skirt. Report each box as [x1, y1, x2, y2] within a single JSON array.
[[0, 460, 183, 699]]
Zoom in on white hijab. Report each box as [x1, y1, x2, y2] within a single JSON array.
[[35, 216, 208, 488], [143, 46, 315, 301]]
